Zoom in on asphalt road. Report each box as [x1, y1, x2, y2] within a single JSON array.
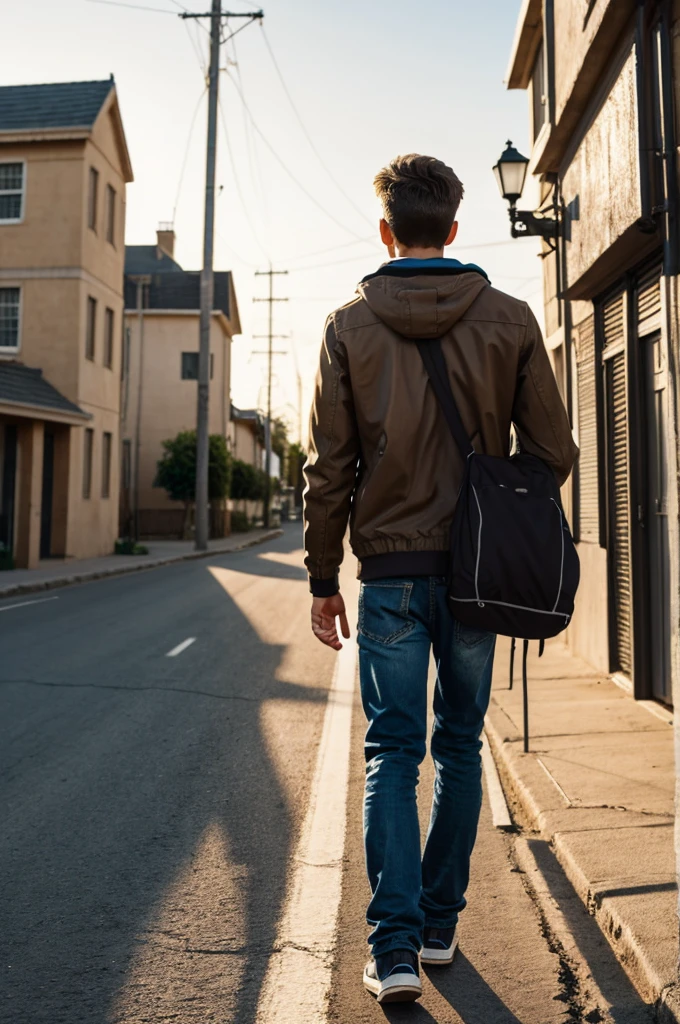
[[0, 525, 654, 1023]]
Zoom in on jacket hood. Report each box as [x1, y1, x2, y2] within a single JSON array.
[[357, 259, 489, 340]]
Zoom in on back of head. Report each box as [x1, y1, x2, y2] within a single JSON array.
[[373, 154, 464, 249]]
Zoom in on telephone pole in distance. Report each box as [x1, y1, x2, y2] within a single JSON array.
[[254, 264, 288, 528], [180, 3, 264, 550]]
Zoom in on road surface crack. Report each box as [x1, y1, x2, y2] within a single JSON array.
[[0, 677, 267, 704]]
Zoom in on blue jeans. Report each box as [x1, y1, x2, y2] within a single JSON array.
[[358, 576, 496, 957]]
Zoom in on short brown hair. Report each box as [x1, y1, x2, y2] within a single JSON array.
[[374, 154, 464, 248]]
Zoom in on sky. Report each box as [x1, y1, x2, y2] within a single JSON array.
[[4, 0, 542, 443]]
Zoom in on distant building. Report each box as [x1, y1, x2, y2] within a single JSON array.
[[0, 78, 132, 567], [506, 2, 680, 706], [121, 228, 241, 538]]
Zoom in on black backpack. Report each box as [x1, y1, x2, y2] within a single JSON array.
[[417, 338, 580, 640]]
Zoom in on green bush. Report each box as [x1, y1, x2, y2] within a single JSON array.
[[230, 460, 267, 501], [115, 539, 149, 555], [230, 510, 251, 533], [0, 545, 14, 571]]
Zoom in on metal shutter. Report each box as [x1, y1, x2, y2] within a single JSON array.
[[603, 289, 632, 677], [576, 315, 598, 540]]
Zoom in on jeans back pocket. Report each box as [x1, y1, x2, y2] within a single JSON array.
[[358, 581, 415, 645]]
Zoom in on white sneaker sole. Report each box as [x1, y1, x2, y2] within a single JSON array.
[[420, 931, 459, 966], [363, 969, 422, 1004]]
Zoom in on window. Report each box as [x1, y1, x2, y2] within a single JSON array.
[[83, 429, 94, 499], [531, 43, 547, 143], [181, 352, 214, 379], [0, 288, 20, 350], [101, 432, 112, 499], [88, 167, 99, 231], [86, 296, 97, 360], [0, 162, 24, 223], [105, 185, 116, 245], [104, 307, 114, 368]]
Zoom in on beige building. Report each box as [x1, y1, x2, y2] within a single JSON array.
[[505, 0, 680, 707], [122, 229, 241, 538], [0, 78, 132, 567]]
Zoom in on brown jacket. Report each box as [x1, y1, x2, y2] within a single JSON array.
[[303, 263, 578, 596]]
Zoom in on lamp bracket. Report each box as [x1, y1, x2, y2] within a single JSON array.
[[510, 208, 558, 240]]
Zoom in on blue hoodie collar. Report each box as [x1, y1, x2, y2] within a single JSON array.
[[361, 256, 490, 284]]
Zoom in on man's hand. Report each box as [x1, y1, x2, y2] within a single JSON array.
[[311, 593, 350, 651]]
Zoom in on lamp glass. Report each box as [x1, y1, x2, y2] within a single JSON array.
[[493, 141, 529, 203]]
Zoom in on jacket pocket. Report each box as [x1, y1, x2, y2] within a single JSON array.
[[359, 581, 415, 645]]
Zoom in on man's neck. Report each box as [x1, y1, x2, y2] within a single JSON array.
[[393, 246, 445, 259]]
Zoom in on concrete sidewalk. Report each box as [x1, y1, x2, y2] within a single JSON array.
[[0, 528, 284, 599], [486, 636, 677, 1018]]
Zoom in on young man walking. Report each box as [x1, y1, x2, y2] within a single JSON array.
[[303, 154, 577, 1004]]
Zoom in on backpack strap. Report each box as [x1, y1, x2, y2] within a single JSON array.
[[415, 339, 474, 461]]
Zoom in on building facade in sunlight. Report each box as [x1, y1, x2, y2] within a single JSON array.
[[0, 78, 133, 567], [506, 0, 680, 707], [122, 228, 241, 539]]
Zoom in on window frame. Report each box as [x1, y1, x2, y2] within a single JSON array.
[[0, 285, 21, 352], [88, 166, 99, 233], [0, 160, 26, 225], [105, 184, 116, 246], [101, 431, 112, 499], [103, 306, 114, 369], [86, 295, 97, 361], [83, 428, 94, 500]]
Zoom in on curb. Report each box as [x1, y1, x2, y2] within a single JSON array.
[[0, 529, 284, 600], [484, 707, 679, 1020]]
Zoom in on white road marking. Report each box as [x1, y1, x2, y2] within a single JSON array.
[[255, 633, 357, 1024], [482, 730, 513, 828], [0, 596, 59, 613], [165, 637, 196, 657]]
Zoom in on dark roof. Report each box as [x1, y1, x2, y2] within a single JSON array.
[[124, 270, 232, 320], [0, 79, 114, 132], [125, 245, 184, 275], [0, 364, 87, 418], [231, 405, 263, 425]]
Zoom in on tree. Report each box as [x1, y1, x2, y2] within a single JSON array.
[[230, 459, 266, 502], [155, 430, 232, 538]]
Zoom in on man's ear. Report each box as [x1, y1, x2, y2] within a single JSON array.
[[445, 221, 459, 246], [379, 218, 396, 256]]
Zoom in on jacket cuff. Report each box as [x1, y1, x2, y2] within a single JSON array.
[[309, 572, 340, 597]]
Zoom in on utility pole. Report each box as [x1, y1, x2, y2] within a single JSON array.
[[254, 265, 288, 527], [180, 4, 264, 550]]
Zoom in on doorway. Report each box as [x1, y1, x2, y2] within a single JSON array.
[[0, 423, 17, 559], [40, 427, 55, 559], [640, 331, 671, 703]]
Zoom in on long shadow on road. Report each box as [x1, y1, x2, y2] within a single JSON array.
[[0, 529, 330, 1024]]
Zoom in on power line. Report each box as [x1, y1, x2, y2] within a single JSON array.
[[224, 71, 380, 245], [172, 87, 207, 223], [86, 0, 178, 13], [260, 26, 378, 236], [277, 235, 377, 266], [217, 97, 270, 262], [230, 34, 271, 234]]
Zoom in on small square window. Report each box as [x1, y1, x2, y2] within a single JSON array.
[[0, 287, 20, 349], [181, 352, 214, 379], [88, 167, 99, 232], [104, 307, 114, 368], [86, 296, 97, 360], [0, 163, 24, 223]]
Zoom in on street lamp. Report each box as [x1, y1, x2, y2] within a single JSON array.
[[493, 140, 558, 240]]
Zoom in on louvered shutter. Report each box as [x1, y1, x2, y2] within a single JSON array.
[[602, 292, 632, 676], [637, 261, 662, 334], [576, 315, 598, 540]]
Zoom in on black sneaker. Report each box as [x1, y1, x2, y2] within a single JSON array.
[[421, 925, 458, 965], [363, 948, 422, 1003]]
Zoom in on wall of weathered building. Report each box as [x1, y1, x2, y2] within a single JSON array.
[[561, 46, 641, 291]]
